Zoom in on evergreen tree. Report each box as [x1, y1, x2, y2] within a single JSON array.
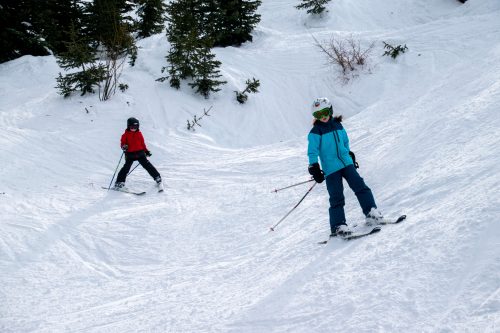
[[158, 0, 199, 87], [84, 0, 135, 49], [135, 0, 166, 38], [197, 0, 219, 42], [0, 1, 49, 63], [165, 27, 200, 84], [211, 0, 262, 47], [159, 0, 226, 97], [188, 40, 227, 98], [32, 0, 84, 56], [0, 0, 87, 61], [55, 24, 105, 97], [234, 77, 260, 104], [296, 0, 331, 15]]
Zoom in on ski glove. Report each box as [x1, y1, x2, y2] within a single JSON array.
[[308, 163, 325, 183], [349, 151, 359, 169], [121, 144, 128, 152], [146, 150, 152, 157]]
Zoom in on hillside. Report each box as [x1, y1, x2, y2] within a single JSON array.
[[1, 0, 499, 332]]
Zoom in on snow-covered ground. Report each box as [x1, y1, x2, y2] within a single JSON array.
[[1, 0, 500, 332]]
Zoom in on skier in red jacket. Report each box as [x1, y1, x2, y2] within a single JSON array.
[[114, 117, 163, 191]]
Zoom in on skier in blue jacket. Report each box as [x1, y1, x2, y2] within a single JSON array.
[[307, 97, 383, 237]]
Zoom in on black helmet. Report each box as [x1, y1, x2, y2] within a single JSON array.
[[127, 117, 139, 130]]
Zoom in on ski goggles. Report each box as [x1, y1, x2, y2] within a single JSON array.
[[129, 124, 139, 130], [313, 108, 331, 120]]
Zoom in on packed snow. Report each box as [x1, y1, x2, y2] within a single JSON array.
[[1, 0, 499, 332]]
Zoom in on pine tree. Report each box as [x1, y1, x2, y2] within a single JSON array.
[[234, 77, 260, 104], [188, 40, 227, 98], [135, 0, 166, 38], [168, 27, 200, 82], [84, 0, 135, 49], [159, 0, 226, 97], [164, 0, 203, 45], [158, 0, 198, 88], [0, 1, 49, 63], [236, 0, 262, 45], [0, 0, 88, 61], [197, 0, 219, 43], [55, 24, 105, 97], [296, 0, 331, 15], [32, 0, 84, 56], [211, 0, 262, 47]]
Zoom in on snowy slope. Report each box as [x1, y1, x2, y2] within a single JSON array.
[[1, 0, 500, 332]]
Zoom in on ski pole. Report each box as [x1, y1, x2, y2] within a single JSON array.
[[127, 163, 139, 176], [107, 151, 124, 190], [271, 178, 314, 193], [270, 181, 317, 232]]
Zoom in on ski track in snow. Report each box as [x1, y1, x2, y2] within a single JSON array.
[[1, 0, 500, 332]]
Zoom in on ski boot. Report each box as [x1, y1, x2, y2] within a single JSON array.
[[114, 182, 127, 191], [154, 176, 164, 192], [330, 224, 353, 238], [365, 208, 384, 226]]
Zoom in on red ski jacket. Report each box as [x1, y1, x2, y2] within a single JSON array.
[[120, 129, 148, 152]]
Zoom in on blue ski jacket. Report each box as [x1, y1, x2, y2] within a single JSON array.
[[307, 117, 353, 177]]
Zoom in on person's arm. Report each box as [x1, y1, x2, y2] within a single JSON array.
[[342, 129, 350, 151], [120, 132, 128, 151], [308, 131, 325, 183], [307, 132, 321, 165], [342, 129, 359, 168], [139, 132, 149, 154]]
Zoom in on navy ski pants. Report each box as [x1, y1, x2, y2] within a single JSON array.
[[325, 164, 377, 232]]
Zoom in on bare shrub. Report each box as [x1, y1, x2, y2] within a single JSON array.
[[99, 21, 136, 101], [313, 35, 374, 82], [187, 106, 213, 131]]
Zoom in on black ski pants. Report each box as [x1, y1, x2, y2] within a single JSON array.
[[116, 150, 160, 183]]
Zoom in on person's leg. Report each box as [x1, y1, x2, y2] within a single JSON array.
[[116, 157, 134, 183], [325, 170, 346, 233], [343, 165, 376, 216], [137, 154, 161, 181]]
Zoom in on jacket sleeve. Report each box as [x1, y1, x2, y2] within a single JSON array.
[[307, 132, 321, 165], [120, 132, 127, 148], [342, 129, 350, 151], [139, 132, 148, 151]]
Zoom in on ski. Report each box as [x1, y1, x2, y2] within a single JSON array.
[[342, 226, 381, 240], [377, 214, 406, 225], [359, 214, 407, 228], [101, 186, 146, 196], [318, 226, 381, 244]]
